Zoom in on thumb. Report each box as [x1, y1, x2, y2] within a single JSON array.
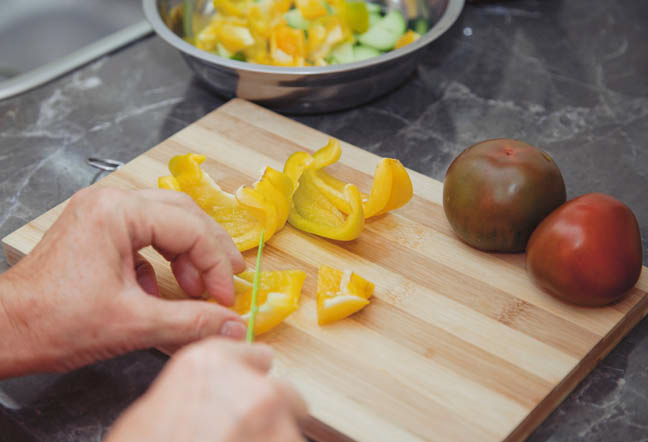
[[130, 294, 247, 352]]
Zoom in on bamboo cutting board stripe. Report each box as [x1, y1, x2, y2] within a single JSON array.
[[267, 247, 535, 419], [3, 98, 648, 442], [267, 245, 553, 405]]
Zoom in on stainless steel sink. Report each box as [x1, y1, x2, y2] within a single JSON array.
[[0, 0, 152, 100]]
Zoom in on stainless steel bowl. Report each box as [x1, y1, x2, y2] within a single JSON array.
[[143, 0, 464, 114]]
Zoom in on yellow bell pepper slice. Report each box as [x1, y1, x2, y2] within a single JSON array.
[[234, 186, 279, 249], [296, 0, 329, 20], [311, 156, 413, 218], [210, 269, 306, 336], [307, 16, 347, 63], [165, 153, 238, 210], [248, 4, 271, 40], [195, 22, 221, 52], [299, 138, 355, 213], [213, 0, 250, 17], [289, 172, 364, 241], [158, 153, 292, 252], [317, 264, 374, 325], [219, 23, 256, 53], [271, 0, 293, 16], [285, 140, 364, 241], [284, 151, 313, 188], [300, 138, 345, 206], [365, 158, 413, 217], [311, 137, 342, 168], [270, 24, 307, 66], [395, 30, 421, 49], [254, 166, 295, 228]]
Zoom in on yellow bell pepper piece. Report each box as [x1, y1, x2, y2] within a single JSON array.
[[245, 39, 273, 65], [158, 153, 293, 252], [284, 151, 313, 189], [304, 139, 351, 212], [235, 186, 280, 248], [309, 153, 413, 218], [272, 0, 294, 16], [270, 24, 307, 66], [166, 153, 238, 210], [254, 167, 295, 228], [307, 22, 328, 55], [286, 145, 365, 240], [219, 23, 256, 53], [317, 265, 374, 325], [363, 158, 413, 217], [195, 22, 221, 52], [296, 0, 329, 20], [158, 175, 181, 191], [213, 0, 250, 17], [248, 4, 272, 39], [395, 30, 421, 49], [282, 137, 413, 239], [310, 137, 342, 168], [210, 269, 306, 336], [307, 16, 347, 62], [292, 171, 347, 226]]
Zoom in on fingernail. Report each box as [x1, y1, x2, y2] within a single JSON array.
[[220, 320, 247, 340]]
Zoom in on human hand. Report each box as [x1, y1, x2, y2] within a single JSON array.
[[0, 187, 247, 377], [105, 339, 308, 442]]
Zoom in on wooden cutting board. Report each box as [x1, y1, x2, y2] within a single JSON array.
[[3, 98, 648, 442]]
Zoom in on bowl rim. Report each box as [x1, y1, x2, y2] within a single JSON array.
[[142, 0, 464, 75]]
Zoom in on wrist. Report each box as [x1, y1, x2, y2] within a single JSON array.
[[0, 269, 43, 379]]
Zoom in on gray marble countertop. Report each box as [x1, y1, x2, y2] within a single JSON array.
[[1, 0, 648, 440]]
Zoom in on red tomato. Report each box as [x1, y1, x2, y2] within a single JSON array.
[[526, 193, 643, 306]]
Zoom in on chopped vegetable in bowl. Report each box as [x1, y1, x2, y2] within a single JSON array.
[[181, 0, 425, 66]]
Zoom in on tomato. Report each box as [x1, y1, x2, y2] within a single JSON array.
[[443, 138, 566, 252], [526, 193, 643, 306]]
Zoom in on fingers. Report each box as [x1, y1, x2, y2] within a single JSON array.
[[134, 253, 160, 296], [174, 339, 305, 423], [220, 341, 274, 373], [171, 253, 205, 298], [124, 190, 244, 305], [141, 189, 246, 274], [132, 295, 248, 350], [189, 340, 306, 419], [105, 336, 305, 442], [273, 378, 309, 423], [179, 338, 274, 372]]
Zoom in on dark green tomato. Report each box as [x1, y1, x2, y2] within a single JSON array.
[[443, 138, 566, 252]]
